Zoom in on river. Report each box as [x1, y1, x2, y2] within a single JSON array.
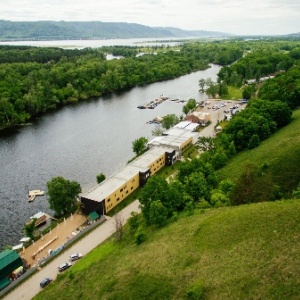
[[0, 54, 221, 249]]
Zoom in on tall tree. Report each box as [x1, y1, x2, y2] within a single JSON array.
[[47, 176, 81, 217]]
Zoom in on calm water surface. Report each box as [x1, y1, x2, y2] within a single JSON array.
[[0, 37, 196, 49], [0, 64, 221, 249]]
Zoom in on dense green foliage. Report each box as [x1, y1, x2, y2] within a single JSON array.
[[258, 64, 300, 109], [221, 99, 292, 151], [218, 108, 300, 199], [0, 42, 243, 129], [96, 173, 106, 184], [33, 200, 300, 300], [162, 114, 180, 129], [217, 40, 300, 85], [182, 98, 197, 114], [132, 137, 149, 156], [47, 176, 81, 217]]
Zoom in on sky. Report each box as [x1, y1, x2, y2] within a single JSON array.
[[1, 0, 300, 36]]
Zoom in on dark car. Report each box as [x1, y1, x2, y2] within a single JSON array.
[[58, 262, 72, 272], [40, 277, 52, 288]]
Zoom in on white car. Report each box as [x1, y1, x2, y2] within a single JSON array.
[[69, 253, 83, 261]]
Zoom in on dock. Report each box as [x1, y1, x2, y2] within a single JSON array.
[[28, 190, 45, 202]]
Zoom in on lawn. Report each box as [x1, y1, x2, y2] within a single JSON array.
[[33, 199, 300, 300], [216, 109, 300, 194]]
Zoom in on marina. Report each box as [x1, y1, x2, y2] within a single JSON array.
[[137, 95, 185, 109]]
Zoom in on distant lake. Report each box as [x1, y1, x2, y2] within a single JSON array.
[[0, 37, 199, 49]]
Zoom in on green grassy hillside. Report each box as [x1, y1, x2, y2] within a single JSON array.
[[34, 200, 300, 300], [217, 109, 300, 195]]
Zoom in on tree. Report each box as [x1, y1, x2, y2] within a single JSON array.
[[96, 173, 106, 184], [199, 78, 206, 92], [47, 176, 81, 217], [196, 136, 215, 151], [292, 183, 300, 199], [162, 114, 179, 129], [114, 212, 124, 242], [139, 176, 169, 224], [210, 191, 230, 207], [23, 219, 36, 240], [149, 200, 168, 227], [132, 137, 148, 156], [184, 172, 210, 202], [248, 134, 260, 149]]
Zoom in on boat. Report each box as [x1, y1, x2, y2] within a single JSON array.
[[137, 105, 146, 109], [28, 190, 45, 202]]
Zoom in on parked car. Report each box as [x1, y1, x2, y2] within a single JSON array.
[[40, 277, 52, 288], [58, 262, 72, 272], [69, 253, 83, 261]]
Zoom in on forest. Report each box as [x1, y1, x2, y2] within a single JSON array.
[[0, 39, 300, 131], [0, 42, 244, 129]]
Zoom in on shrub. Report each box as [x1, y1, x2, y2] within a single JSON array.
[[186, 280, 205, 299], [134, 226, 147, 245]]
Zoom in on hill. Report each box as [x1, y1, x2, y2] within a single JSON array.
[[33, 200, 300, 300], [217, 109, 300, 196], [0, 20, 232, 41]]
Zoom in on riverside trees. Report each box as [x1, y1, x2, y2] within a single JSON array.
[[0, 42, 244, 130]]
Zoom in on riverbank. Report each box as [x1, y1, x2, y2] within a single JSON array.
[[0, 65, 222, 250]]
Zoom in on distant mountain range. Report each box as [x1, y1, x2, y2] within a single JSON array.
[[0, 20, 233, 41]]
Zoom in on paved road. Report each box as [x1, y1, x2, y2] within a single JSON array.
[[3, 200, 141, 300]]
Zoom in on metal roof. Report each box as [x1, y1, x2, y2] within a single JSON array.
[[82, 164, 147, 202], [0, 249, 21, 272]]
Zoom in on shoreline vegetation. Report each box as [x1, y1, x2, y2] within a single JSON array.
[[0, 41, 245, 131]]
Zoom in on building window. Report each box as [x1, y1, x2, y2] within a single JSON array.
[[107, 198, 111, 202], [117, 197, 120, 201]]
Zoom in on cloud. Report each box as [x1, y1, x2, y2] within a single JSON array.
[[0, 0, 299, 35]]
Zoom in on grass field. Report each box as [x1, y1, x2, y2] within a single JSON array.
[[223, 86, 243, 100], [33, 199, 300, 300], [217, 109, 300, 195]]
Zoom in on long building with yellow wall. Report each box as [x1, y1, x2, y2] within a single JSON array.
[[80, 123, 199, 216], [81, 147, 176, 215]]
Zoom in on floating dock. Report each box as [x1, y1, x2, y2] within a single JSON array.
[[28, 190, 45, 202]]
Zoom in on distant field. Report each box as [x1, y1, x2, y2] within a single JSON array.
[[33, 200, 300, 300], [217, 108, 300, 194]]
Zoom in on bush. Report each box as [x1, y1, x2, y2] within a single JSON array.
[[186, 280, 205, 299], [134, 227, 147, 245]]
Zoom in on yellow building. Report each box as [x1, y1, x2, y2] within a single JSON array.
[[81, 164, 149, 215], [81, 147, 176, 215]]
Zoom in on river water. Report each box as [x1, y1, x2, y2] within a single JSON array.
[[0, 54, 221, 249]]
